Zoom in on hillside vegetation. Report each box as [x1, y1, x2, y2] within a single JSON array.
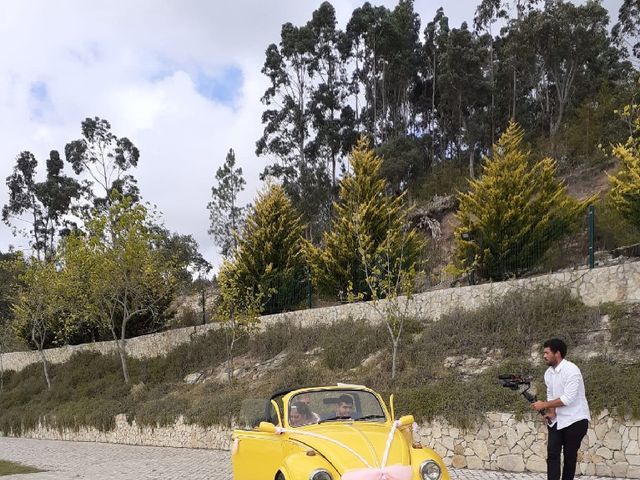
[[1, 1, 640, 437], [1, 288, 639, 434]]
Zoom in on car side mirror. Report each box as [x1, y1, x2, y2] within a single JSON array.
[[258, 422, 277, 434], [398, 415, 414, 428]]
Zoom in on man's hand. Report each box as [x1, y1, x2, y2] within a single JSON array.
[[531, 400, 547, 412], [543, 407, 556, 423]]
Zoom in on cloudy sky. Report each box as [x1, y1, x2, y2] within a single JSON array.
[[0, 0, 624, 271]]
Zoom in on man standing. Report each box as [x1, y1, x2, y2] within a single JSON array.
[[532, 338, 591, 480]]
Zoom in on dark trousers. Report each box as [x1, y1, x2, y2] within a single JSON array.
[[547, 419, 589, 480]]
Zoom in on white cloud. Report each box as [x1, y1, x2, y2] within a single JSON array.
[[0, 0, 624, 271]]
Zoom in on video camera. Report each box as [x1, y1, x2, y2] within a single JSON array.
[[498, 374, 548, 420]]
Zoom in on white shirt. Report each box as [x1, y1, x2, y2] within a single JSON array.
[[544, 358, 591, 430]]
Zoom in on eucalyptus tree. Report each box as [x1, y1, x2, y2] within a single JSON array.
[[64, 116, 140, 211], [526, 1, 619, 139], [436, 22, 491, 167], [417, 7, 450, 161], [2, 150, 82, 260], [306, 2, 354, 190], [257, 12, 331, 238], [613, 0, 640, 61], [386, 0, 422, 137], [345, 2, 392, 139]]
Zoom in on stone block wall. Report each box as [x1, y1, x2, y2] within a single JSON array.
[[418, 411, 640, 478], [7, 414, 232, 451], [1, 322, 219, 373], [5, 411, 640, 478], [3, 261, 639, 374]]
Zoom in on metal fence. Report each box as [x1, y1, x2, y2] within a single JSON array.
[[421, 203, 640, 291], [254, 203, 640, 313]]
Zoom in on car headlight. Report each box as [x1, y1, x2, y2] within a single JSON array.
[[420, 460, 441, 480], [309, 469, 332, 480]]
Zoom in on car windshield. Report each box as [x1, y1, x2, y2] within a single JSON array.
[[287, 389, 386, 427]]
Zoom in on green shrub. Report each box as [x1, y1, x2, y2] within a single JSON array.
[[408, 288, 600, 367], [320, 319, 388, 370], [1, 289, 638, 434], [248, 321, 323, 361], [583, 358, 640, 419]]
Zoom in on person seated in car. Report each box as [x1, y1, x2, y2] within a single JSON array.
[[289, 405, 303, 427], [296, 393, 320, 422], [334, 394, 354, 418], [289, 402, 316, 427]]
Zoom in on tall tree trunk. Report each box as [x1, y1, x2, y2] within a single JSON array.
[[117, 338, 130, 384], [490, 26, 495, 146], [37, 347, 51, 390], [469, 147, 475, 179], [225, 325, 236, 384], [201, 288, 206, 325], [512, 68, 517, 121], [391, 339, 399, 380], [432, 51, 437, 162], [0, 347, 4, 392], [110, 322, 130, 384], [32, 323, 51, 389]]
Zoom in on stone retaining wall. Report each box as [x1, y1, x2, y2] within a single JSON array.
[[5, 411, 639, 478], [2, 261, 639, 373], [8, 414, 232, 451], [417, 411, 640, 479], [0, 322, 219, 373]]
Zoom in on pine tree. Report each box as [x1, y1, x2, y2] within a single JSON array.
[[207, 148, 246, 257], [609, 103, 640, 230], [451, 121, 589, 280], [220, 184, 306, 314], [305, 137, 424, 299]]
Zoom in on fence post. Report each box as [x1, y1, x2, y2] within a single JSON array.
[[588, 205, 595, 269], [306, 269, 313, 309]]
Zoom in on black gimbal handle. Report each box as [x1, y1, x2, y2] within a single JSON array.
[[499, 374, 550, 422]]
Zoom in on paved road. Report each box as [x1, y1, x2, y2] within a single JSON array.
[[0, 437, 616, 480]]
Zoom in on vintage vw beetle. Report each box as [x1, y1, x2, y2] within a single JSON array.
[[231, 384, 450, 480]]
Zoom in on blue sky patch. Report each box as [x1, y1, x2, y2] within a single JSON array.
[[29, 81, 49, 120], [194, 66, 243, 107]]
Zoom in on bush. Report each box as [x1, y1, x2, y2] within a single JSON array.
[[408, 288, 600, 370], [602, 302, 640, 350], [1, 289, 638, 434], [583, 359, 640, 419], [320, 319, 388, 370]]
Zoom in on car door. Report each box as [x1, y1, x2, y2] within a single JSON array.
[[232, 399, 285, 480], [232, 430, 284, 480]]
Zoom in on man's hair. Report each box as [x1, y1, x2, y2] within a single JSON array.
[[337, 394, 353, 405], [544, 338, 567, 358], [293, 402, 312, 418]]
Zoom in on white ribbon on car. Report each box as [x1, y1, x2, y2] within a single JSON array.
[[275, 421, 412, 480], [274, 426, 372, 468]]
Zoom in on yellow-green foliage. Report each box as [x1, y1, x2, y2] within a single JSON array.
[[1, 292, 639, 434], [451, 121, 590, 280], [221, 184, 306, 314], [306, 137, 424, 298], [608, 103, 640, 230], [12, 258, 64, 348]]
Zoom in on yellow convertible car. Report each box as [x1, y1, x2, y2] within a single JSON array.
[[231, 384, 450, 480]]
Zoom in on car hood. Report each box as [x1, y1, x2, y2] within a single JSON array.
[[287, 422, 410, 473]]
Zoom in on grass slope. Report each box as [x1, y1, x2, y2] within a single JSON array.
[[1, 288, 638, 432]]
